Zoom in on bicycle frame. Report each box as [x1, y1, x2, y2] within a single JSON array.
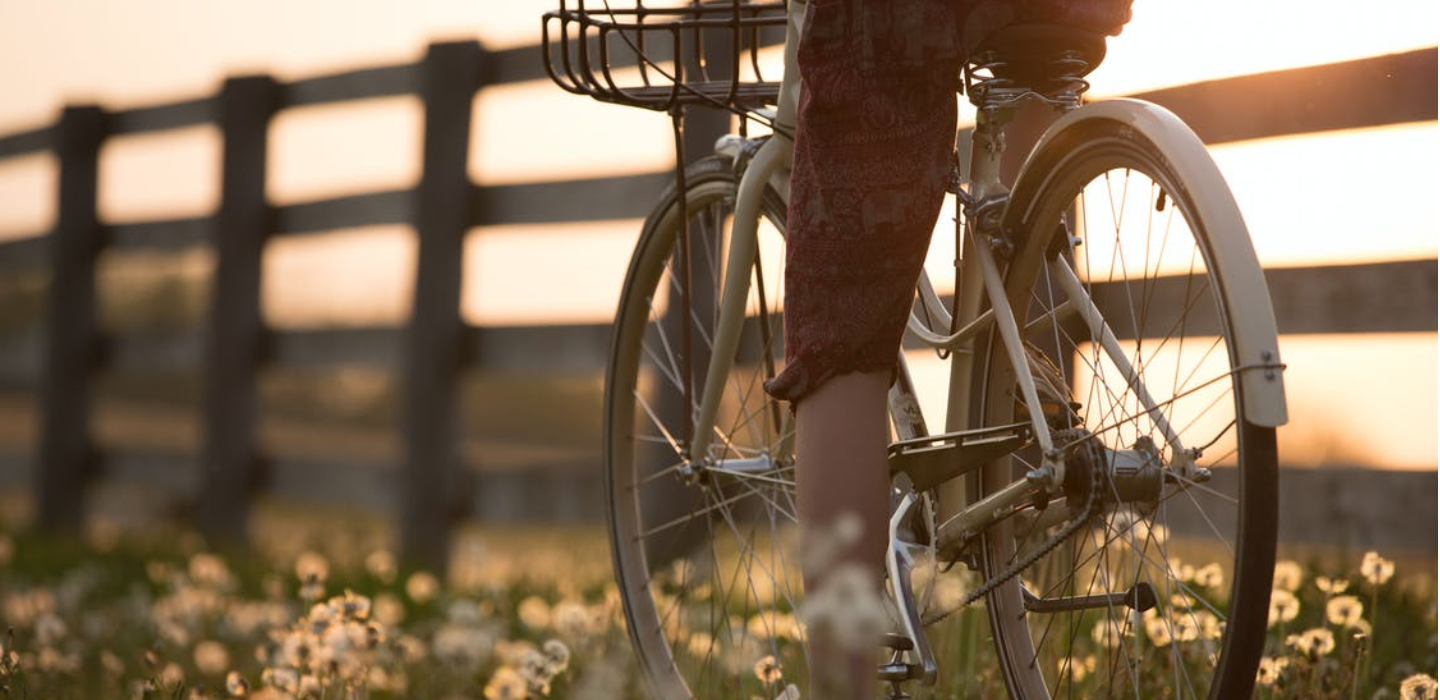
[[683, 0, 1286, 578]]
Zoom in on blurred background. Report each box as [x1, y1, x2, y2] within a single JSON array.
[[0, 0, 1434, 570]]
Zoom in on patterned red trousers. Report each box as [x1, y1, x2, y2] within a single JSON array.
[[761, 0, 1130, 407]]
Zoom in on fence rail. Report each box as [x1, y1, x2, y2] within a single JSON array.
[[0, 41, 1435, 569]]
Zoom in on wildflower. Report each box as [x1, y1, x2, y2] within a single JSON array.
[[1268, 589, 1300, 626], [1091, 618, 1131, 648], [189, 553, 235, 590], [754, 654, 784, 685], [1143, 609, 1173, 647], [365, 550, 398, 583], [1255, 656, 1289, 686], [799, 564, 889, 652], [194, 640, 230, 675], [687, 632, 715, 658], [552, 600, 591, 639], [374, 593, 405, 626], [1316, 576, 1350, 594], [518, 596, 553, 631], [226, 671, 250, 696], [1361, 551, 1396, 586], [161, 662, 186, 687], [1326, 595, 1364, 628], [406, 571, 440, 603], [298, 574, 325, 602], [1193, 563, 1224, 591], [35, 613, 67, 645], [1400, 674, 1439, 700], [1057, 654, 1096, 683], [102, 650, 125, 676], [519, 648, 556, 694], [483, 667, 529, 700], [433, 624, 493, 664], [1272, 560, 1303, 592], [294, 551, 329, 583], [1286, 627, 1336, 658], [542, 639, 571, 673]]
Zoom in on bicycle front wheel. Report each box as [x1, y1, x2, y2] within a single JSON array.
[[972, 103, 1280, 700], [605, 154, 802, 700]]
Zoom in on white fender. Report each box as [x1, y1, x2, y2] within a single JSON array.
[[1011, 98, 1288, 427]]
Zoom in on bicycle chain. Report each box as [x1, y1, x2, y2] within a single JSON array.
[[922, 428, 1106, 625]]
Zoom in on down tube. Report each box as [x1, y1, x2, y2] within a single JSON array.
[[687, 135, 792, 465]]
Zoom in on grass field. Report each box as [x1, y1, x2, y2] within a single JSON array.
[[0, 507, 1435, 700]]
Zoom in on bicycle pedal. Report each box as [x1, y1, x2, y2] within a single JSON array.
[[880, 632, 914, 652]]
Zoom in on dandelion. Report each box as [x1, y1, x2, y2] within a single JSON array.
[[406, 571, 440, 603], [226, 671, 250, 696], [299, 574, 325, 602], [552, 600, 591, 639], [483, 667, 529, 700], [1255, 656, 1289, 686], [1143, 609, 1173, 647], [1058, 654, 1096, 683], [1316, 576, 1350, 595], [160, 662, 186, 687], [365, 549, 398, 583], [293, 551, 329, 583], [799, 564, 889, 652], [754, 654, 784, 685], [1362, 551, 1396, 587], [518, 596, 553, 631], [1272, 560, 1304, 592], [1193, 562, 1224, 591], [1091, 618, 1130, 648], [1401, 674, 1439, 700], [687, 632, 715, 658], [542, 639, 571, 673], [194, 640, 230, 675], [1326, 594, 1364, 628], [1268, 589, 1300, 627], [374, 593, 406, 626], [1286, 627, 1336, 658]]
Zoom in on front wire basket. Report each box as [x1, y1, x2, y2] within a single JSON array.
[[542, 0, 788, 128]]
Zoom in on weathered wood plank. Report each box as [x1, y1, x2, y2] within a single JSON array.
[[270, 327, 401, 368], [401, 41, 485, 572], [105, 216, 212, 251], [101, 331, 203, 374], [198, 76, 278, 542], [1132, 48, 1437, 145], [472, 172, 671, 225], [0, 333, 42, 386], [0, 124, 53, 158], [467, 323, 610, 373], [36, 105, 105, 531], [271, 189, 411, 235], [1267, 259, 1437, 334], [281, 64, 418, 108], [107, 97, 216, 135], [0, 235, 50, 276]]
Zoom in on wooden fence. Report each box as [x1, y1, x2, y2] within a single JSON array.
[[0, 41, 1435, 569]]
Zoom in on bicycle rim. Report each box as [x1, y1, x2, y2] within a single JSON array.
[[605, 155, 803, 700], [972, 124, 1278, 700]]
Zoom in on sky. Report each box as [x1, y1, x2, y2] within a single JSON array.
[[0, 0, 1435, 468]]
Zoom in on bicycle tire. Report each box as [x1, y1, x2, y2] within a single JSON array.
[[604, 154, 802, 700], [969, 106, 1279, 700]]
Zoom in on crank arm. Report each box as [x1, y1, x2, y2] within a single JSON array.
[[884, 491, 938, 686], [1022, 581, 1158, 614]]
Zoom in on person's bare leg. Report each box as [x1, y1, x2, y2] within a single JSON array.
[[797, 368, 891, 700]]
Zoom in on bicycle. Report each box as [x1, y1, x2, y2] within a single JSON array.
[[543, 2, 1289, 698]]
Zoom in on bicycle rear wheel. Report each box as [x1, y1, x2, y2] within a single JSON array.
[[605, 155, 802, 700], [971, 106, 1279, 700]]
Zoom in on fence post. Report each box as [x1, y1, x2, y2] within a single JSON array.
[[400, 41, 484, 573], [35, 105, 105, 531], [198, 76, 277, 542]]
